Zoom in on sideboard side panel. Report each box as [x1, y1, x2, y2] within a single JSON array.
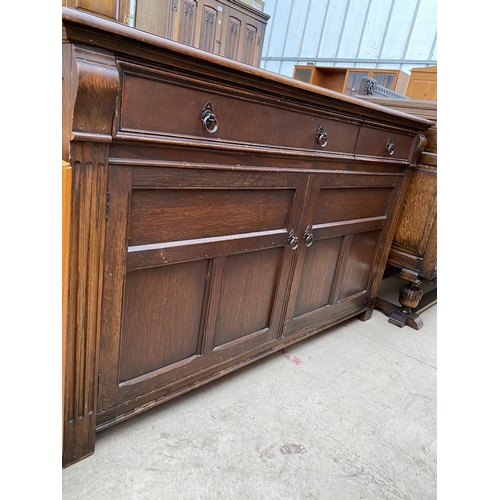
[[63, 143, 109, 467]]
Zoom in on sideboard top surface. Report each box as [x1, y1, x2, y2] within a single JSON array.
[[62, 7, 432, 133]]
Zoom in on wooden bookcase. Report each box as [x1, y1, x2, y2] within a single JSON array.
[[293, 65, 410, 96]]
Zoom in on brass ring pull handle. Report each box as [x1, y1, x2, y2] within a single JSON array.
[[385, 137, 395, 156], [288, 229, 299, 250], [316, 125, 328, 148], [304, 226, 314, 247], [202, 102, 218, 134]]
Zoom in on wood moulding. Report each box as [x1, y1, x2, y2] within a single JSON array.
[[63, 39, 119, 467]]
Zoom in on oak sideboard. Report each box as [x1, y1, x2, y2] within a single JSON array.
[[62, 7, 431, 467]]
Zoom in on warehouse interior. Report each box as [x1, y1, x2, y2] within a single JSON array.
[[5, 1, 495, 499]]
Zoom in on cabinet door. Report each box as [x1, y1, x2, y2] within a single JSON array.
[[219, 7, 259, 66], [64, 0, 120, 21], [135, 0, 179, 39], [293, 66, 314, 84], [178, 0, 198, 45], [97, 165, 307, 421], [240, 22, 258, 65], [197, 0, 223, 53], [221, 13, 242, 60], [283, 171, 403, 336]]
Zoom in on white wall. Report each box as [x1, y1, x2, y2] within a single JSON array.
[[260, 0, 437, 77]]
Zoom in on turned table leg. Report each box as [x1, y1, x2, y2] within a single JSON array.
[[375, 268, 436, 330], [387, 277, 425, 329]]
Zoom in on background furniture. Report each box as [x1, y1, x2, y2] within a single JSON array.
[[62, 0, 269, 66], [358, 76, 408, 99], [62, 7, 430, 467], [293, 65, 409, 96], [405, 65, 437, 101], [356, 96, 437, 329]]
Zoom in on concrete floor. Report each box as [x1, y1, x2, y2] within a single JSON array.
[[62, 275, 437, 500]]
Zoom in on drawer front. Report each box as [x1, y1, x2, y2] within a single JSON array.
[[355, 123, 415, 161], [117, 68, 361, 154]]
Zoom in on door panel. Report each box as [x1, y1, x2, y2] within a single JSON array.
[[119, 259, 209, 383], [97, 164, 306, 416], [293, 237, 343, 317], [283, 171, 400, 336], [314, 186, 392, 223], [336, 230, 381, 301], [199, 4, 220, 53], [223, 16, 241, 60], [128, 187, 293, 245], [214, 247, 282, 347], [179, 0, 197, 45]]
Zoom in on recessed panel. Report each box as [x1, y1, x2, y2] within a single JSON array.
[[119, 259, 208, 382], [314, 187, 392, 224], [337, 231, 381, 300], [128, 188, 293, 246], [294, 237, 343, 317], [214, 247, 282, 347]]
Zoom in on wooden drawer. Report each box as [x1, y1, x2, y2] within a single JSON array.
[[355, 123, 415, 161], [117, 66, 361, 154]]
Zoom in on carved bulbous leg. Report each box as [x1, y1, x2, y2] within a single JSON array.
[[375, 267, 437, 330], [387, 276, 424, 330], [398, 280, 424, 315]]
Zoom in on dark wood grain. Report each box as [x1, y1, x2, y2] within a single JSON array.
[[62, 7, 432, 467], [293, 237, 343, 317], [214, 247, 282, 346], [314, 187, 393, 224], [119, 260, 208, 382], [128, 187, 294, 246], [337, 231, 381, 301], [63, 142, 108, 467]]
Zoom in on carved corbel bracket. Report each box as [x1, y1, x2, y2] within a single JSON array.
[[409, 132, 428, 166], [68, 46, 120, 143]]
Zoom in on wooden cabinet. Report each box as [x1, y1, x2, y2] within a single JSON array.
[[62, 0, 131, 23], [63, 0, 268, 66], [356, 96, 437, 329], [293, 65, 409, 96], [62, 7, 431, 467], [405, 66, 437, 101]]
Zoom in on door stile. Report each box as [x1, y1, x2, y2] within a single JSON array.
[[276, 172, 315, 338], [96, 165, 134, 412], [199, 255, 225, 355]]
